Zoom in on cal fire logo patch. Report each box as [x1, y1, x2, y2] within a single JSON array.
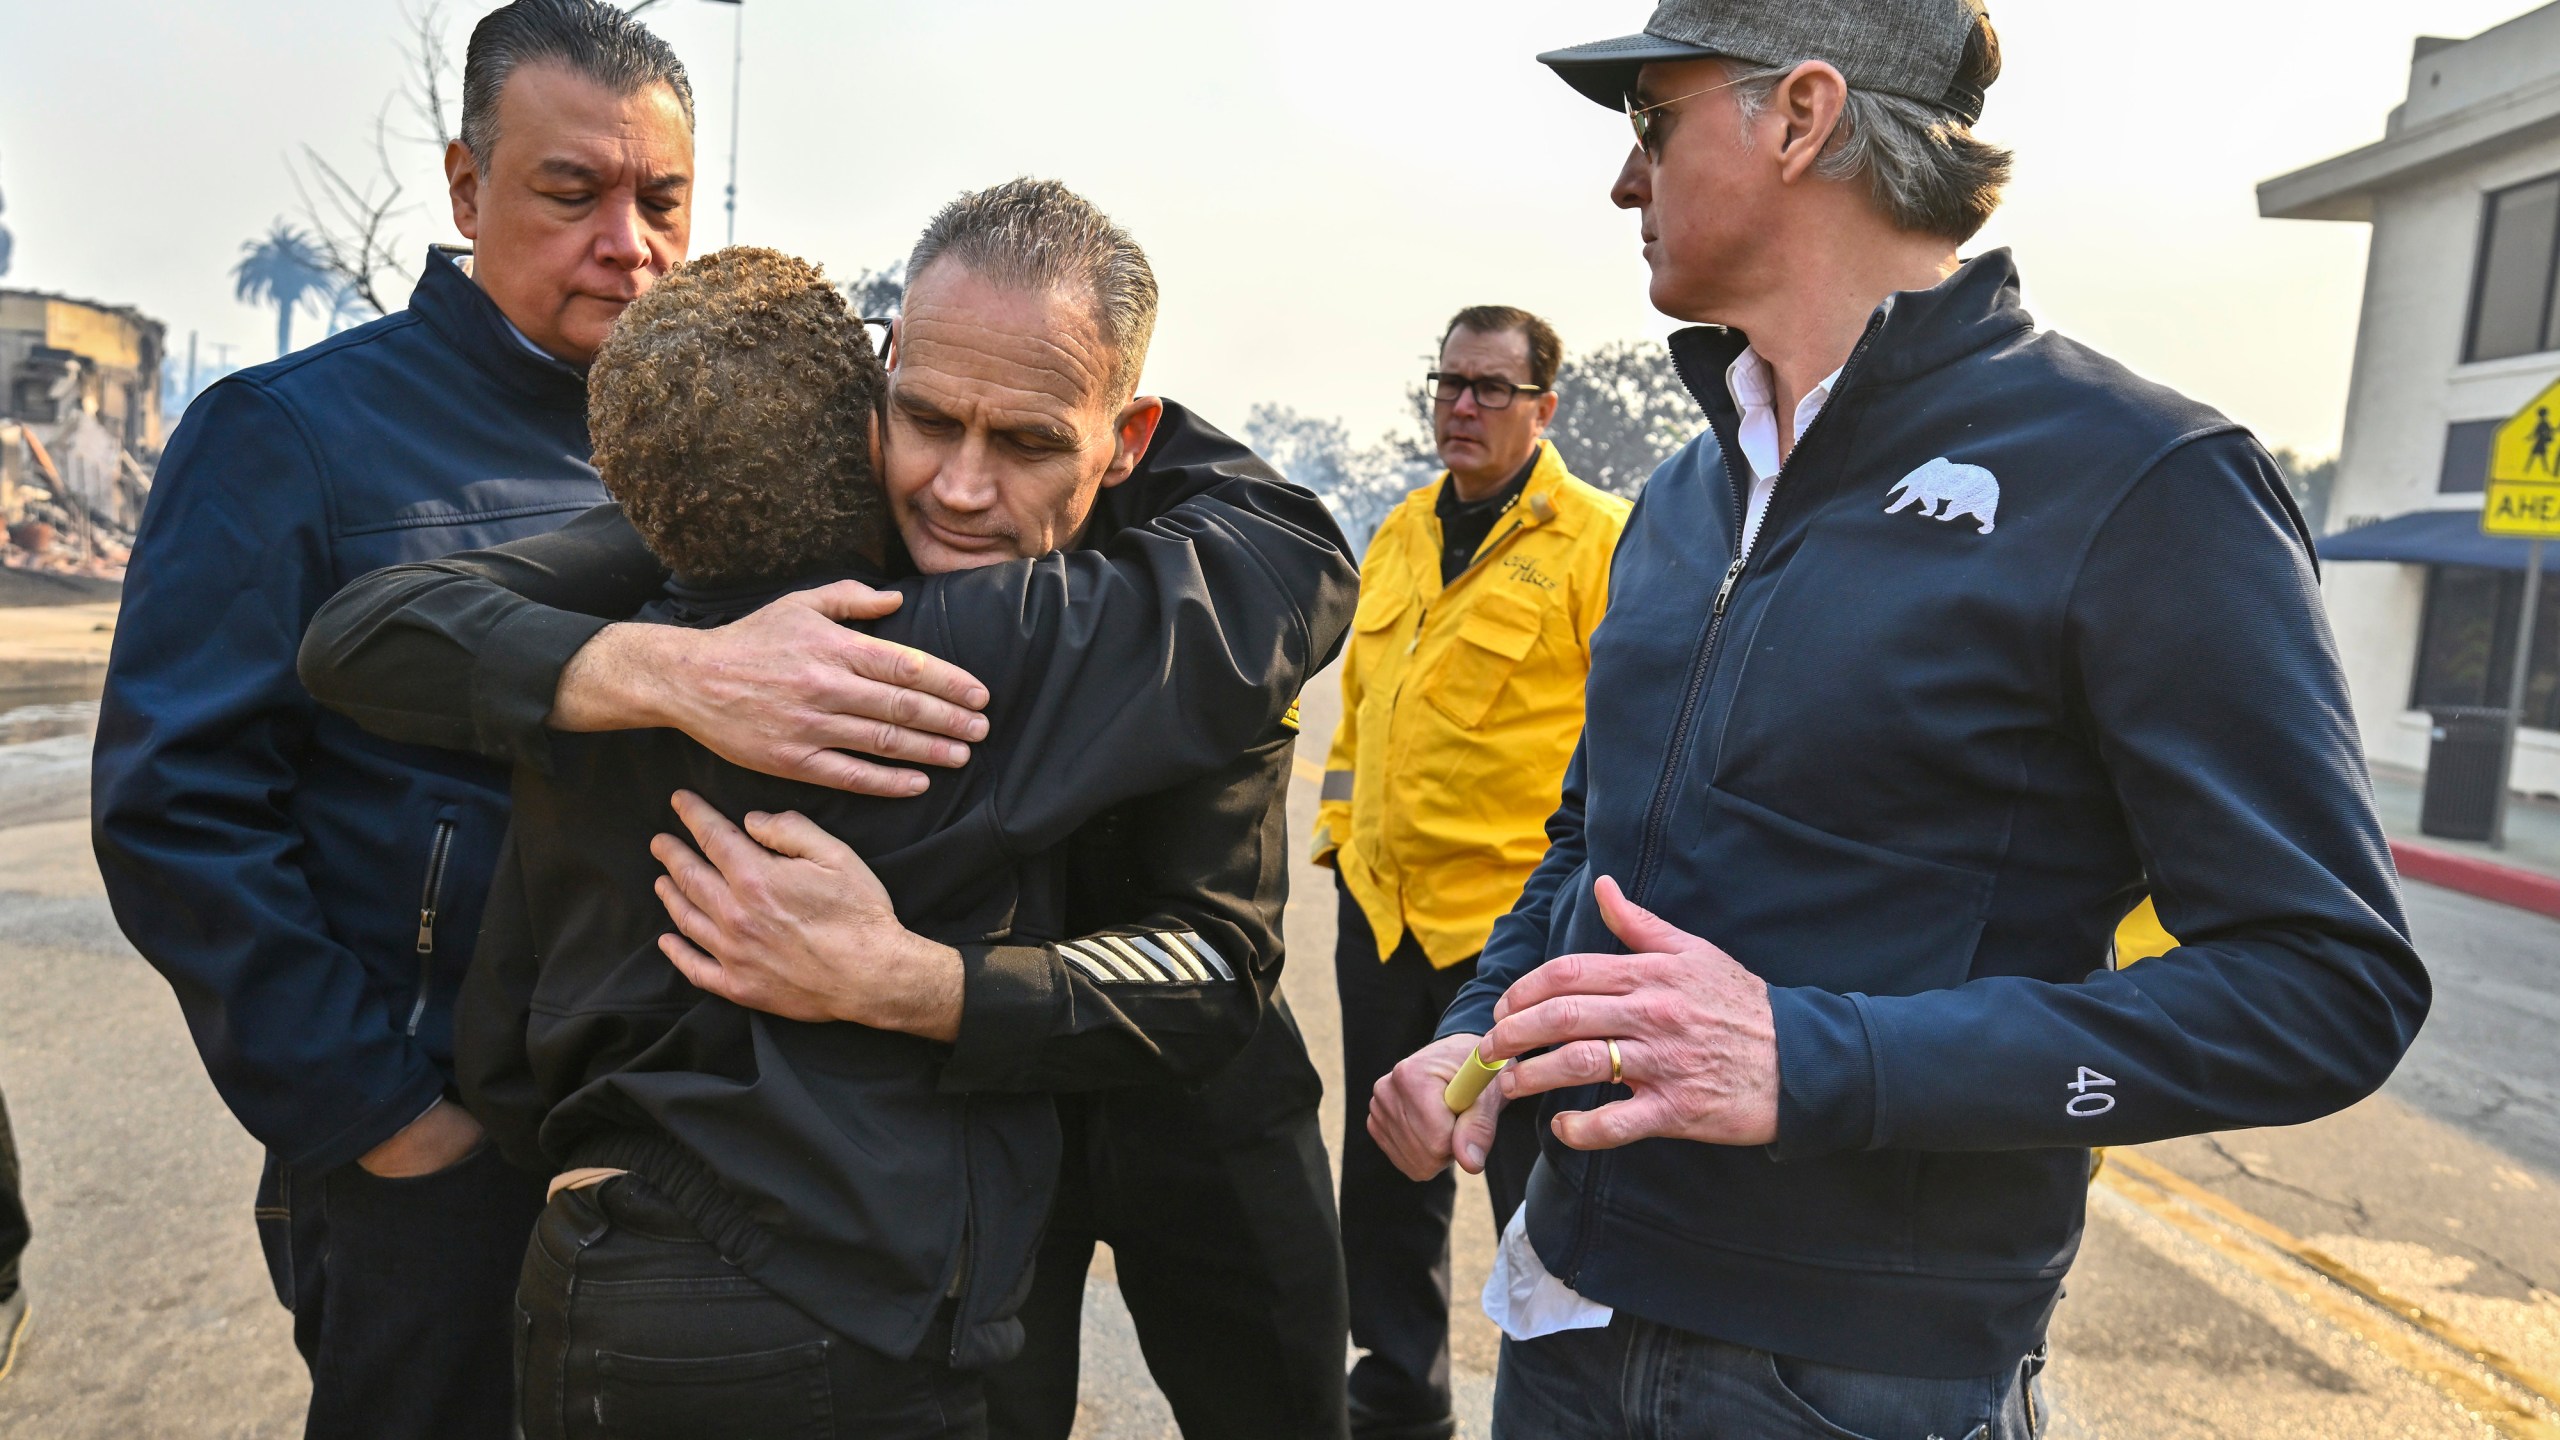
[[1886, 457, 2000, 535]]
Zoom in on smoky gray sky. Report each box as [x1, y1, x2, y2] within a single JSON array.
[[0, 0, 2538, 454]]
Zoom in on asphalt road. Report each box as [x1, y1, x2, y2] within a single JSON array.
[[0, 673, 2554, 1438]]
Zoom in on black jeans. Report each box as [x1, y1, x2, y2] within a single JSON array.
[[0, 1082, 25, 1301], [1335, 879, 1539, 1437], [516, 1174, 984, 1440], [985, 1005, 1351, 1440], [256, 1139, 545, 1440]]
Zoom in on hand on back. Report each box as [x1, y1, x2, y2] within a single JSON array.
[[556, 580, 992, 797]]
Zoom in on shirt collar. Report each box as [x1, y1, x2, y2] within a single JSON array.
[[499, 313, 562, 363], [1726, 346, 1843, 433]]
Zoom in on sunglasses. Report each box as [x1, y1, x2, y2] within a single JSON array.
[[1625, 71, 1753, 160], [861, 316, 895, 362]]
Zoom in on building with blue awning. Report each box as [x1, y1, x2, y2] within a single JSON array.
[[2262, 4, 2560, 795]]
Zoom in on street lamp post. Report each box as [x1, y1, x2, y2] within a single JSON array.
[[708, 0, 743, 245], [2494, 539, 2547, 851], [624, 0, 742, 242]]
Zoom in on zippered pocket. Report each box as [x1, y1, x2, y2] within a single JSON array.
[[406, 817, 458, 1037]]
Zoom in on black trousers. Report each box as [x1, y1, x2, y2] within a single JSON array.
[[517, 1174, 984, 1440], [0, 1082, 25, 1301], [985, 1001, 1351, 1440], [256, 1139, 545, 1440], [1335, 879, 1539, 1438]]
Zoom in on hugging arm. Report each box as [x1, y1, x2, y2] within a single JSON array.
[[298, 502, 989, 792], [939, 730, 1297, 1092], [296, 502, 667, 767]]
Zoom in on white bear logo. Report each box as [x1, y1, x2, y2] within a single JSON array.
[[1885, 457, 2000, 535]]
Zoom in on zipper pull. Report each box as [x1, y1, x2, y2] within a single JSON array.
[[1712, 558, 1748, 617], [416, 909, 437, 954]]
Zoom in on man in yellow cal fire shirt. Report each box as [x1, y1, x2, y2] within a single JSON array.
[[1313, 306, 1632, 1440]]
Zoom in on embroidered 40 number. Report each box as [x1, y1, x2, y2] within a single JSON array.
[[2065, 1067, 2116, 1118]]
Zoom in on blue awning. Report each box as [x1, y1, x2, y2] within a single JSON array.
[[2317, 509, 2552, 571]]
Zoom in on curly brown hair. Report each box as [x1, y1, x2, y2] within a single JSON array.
[[587, 246, 890, 586]]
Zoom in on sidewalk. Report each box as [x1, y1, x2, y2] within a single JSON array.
[[2368, 761, 2560, 918], [0, 600, 116, 700]]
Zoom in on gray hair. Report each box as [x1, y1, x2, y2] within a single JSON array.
[[460, 0, 694, 169], [908, 178, 1160, 402], [1729, 60, 2013, 243]]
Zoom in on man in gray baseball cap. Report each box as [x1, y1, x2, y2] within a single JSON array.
[[1371, 1, 2426, 1437]]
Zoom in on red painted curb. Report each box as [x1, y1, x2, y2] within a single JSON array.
[[2390, 839, 2560, 922]]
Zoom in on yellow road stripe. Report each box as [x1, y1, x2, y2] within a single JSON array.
[[1291, 757, 1326, 787], [0, 1296, 24, 1386], [2101, 1151, 2560, 1436]]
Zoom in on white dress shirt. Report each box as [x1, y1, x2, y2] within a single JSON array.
[[1477, 344, 1844, 1344], [1727, 346, 1844, 559]]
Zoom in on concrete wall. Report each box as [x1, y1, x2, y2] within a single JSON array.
[[2402, 4, 2560, 130]]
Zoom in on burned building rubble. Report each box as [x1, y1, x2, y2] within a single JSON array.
[[0, 288, 163, 573]]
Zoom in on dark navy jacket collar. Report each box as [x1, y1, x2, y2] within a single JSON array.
[[1668, 248, 2038, 429], [408, 245, 589, 414]]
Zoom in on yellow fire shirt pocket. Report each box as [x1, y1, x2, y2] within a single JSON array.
[[1423, 590, 1544, 729]]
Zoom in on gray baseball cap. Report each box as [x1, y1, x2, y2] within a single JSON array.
[[1539, 0, 1992, 126]]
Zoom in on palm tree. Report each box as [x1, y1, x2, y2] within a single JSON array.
[[233, 222, 332, 357]]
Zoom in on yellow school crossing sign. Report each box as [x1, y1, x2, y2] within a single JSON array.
[[2475, 378, 2560, 851], [2485, 376, 2560, 537]]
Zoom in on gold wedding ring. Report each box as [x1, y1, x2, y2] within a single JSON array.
[[1442, 1046, 1510, 1114], [1608, 1038, 1625, 1086]]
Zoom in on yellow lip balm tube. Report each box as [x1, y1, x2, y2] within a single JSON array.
[[1442, 1046, 1509, 1114]]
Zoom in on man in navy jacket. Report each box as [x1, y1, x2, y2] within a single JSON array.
[[1370, 3, 2429, 1436], [91, 5, 966, 1435]]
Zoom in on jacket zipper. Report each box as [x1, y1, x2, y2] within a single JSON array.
[[1572, 324, 1888, 1286], [1624, 320, 1887, 905], [407, 819, 456, 1036]]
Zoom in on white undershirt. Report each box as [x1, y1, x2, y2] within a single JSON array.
[[1476, 344, 1846, 1345], [1727, 346, 1844, 560]]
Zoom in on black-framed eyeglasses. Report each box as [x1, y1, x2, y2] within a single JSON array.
[[1625, 72, 1751, 160], [861, 316, 896, 362], [1427, 371, 1547, 411]]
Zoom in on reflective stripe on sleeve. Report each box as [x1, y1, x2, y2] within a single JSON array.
[[1056, 931, 1241, 985], [1321, 770, 1355, 803], [1127, 932, 1206, 982], [1168, 931, 1236, 982]]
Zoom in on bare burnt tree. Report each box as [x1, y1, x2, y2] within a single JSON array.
[[1245, 404, 1429, 555], [288, 2, 458, 319]]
